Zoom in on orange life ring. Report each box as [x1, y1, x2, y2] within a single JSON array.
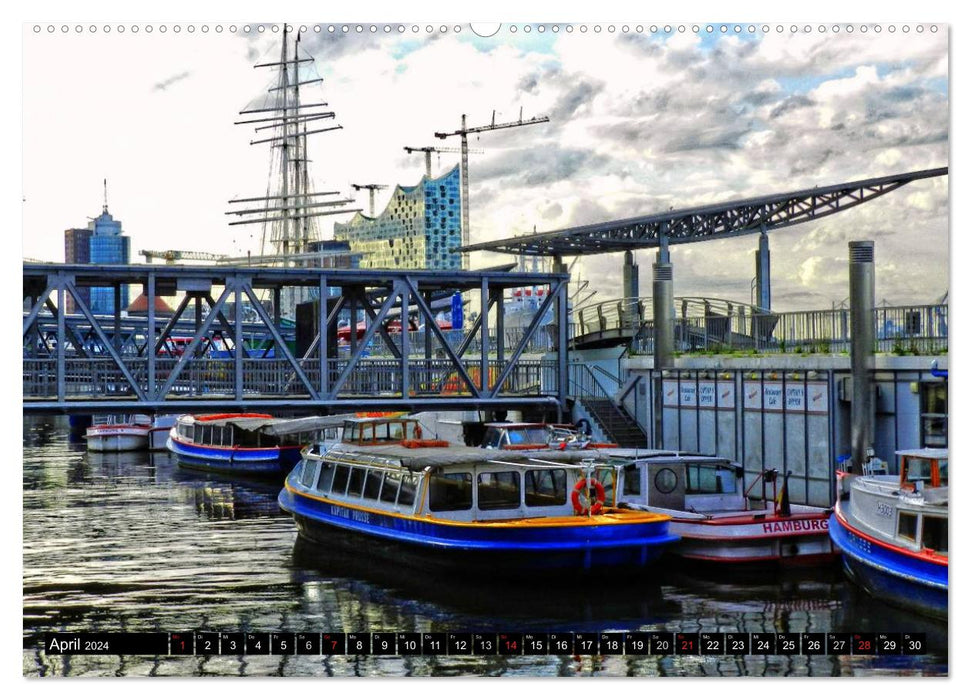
[[571, 477, 606, 515]]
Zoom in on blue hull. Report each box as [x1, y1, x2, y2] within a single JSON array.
[[829, 512, 948, 620], [167, 436, 299, 475], [279, 485, 678, 576]]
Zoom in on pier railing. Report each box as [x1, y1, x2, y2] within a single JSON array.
[[574, 297, 947, 355], [22, 357, 560, 402]]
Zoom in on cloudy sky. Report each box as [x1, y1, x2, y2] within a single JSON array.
[[21, 22, 948, 311]]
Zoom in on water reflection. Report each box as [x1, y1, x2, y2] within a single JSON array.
[[23, 415, 948, 677]]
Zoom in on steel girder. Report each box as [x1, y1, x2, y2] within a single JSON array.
[[460, 167, 948, 256], [22, 264, 569, 414]]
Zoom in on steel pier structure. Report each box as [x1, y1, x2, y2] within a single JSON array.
[[23, 264, 569, 415]]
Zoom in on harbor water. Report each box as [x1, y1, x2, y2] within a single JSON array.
[[22, 415, 947, 677]]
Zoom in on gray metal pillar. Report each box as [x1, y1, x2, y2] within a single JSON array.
[[424, 291, 433, 361], [113, 284, 122, 351], [400, 285, 410, 398], [652, 262, 674, 448], [495, 289, 505, 366], [234, 282, 244, 401], [56, 281, 65, 402], [319, 277, 327, 396], [657, 222, 671, 264], [147, 274, 156, 399], [480, 278, 489, 393], [755, 224, 771, 310], [849, 241, 876, 473], [623, 250, 639, 329], [557, 277, 569, 421]]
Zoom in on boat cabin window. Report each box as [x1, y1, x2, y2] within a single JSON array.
[[331, 464, 351, 495], [922, 516, 947, 554], [902, 457, 934, 486], [379, 473, 402, 504], [938, 459, 948, 483], [316, 463, 335, 492], [509, 427, 549, 446], [299, 460, 318, 489], [477, 472, 521, 510], [685, 463, 736, 495], [347, 468, 366, 497], [622, 465, 642, 496], [397, 474, 418, 507], [364, 470, 384, 500], [898, 511, 918, 542], [594, 468, 616, 505], [344, 420, 419, 444], [525, 469, 567, 507], [428, 472, 473, 511]]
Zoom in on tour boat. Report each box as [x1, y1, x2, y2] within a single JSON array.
[[167, 413, 344, 474], [829, 449, 948, 620], [148, 415, 178, 451], [84, 414, 152, 452], [607, 450, 835, 566], [278, 416, 677, 577], [481, 422, 617, 451]]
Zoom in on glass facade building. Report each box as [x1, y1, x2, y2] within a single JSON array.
[[334, 166, 462, 271], [87, 209, 130, 315]]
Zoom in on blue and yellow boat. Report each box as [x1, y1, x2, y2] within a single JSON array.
[[829, 449, 948, 619], [278, 417, 677, 577]]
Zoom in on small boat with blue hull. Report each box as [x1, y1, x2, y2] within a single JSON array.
[[167, 413, 344, 475], [829, 448, 948, 620], [279, 417, 677, 577]]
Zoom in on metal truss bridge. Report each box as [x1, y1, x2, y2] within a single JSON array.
[[460, 167, 947, 257], [23, 264, 569, 415]]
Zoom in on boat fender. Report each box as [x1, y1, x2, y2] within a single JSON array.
[[571, 477, 606, 516]]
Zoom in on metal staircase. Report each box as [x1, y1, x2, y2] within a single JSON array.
[[568, 364, 647, 448]]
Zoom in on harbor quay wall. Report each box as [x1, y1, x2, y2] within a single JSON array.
[[579, 352, 946, 508]]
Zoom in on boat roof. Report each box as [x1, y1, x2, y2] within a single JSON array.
[[181, 414, 352, 434], [262, 414, 354, 436], [896, 448, 949, 459], [601, 449, 737, 464], [343, 416, 417, 425], [322, 444, 611, 471]]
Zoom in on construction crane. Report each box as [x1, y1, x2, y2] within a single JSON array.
[[434, 108, 550, 267], [403, 145, 483, 179], [140, 249, 228, 264], [350, 184, 388, 217]]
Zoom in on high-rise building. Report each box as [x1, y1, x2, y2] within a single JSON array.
[[63, 228, 91, 314], [334, 166, 462, 271], [87, 203, 130, 315]]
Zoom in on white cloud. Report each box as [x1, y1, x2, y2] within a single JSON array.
[[21, 26, 948, 310]]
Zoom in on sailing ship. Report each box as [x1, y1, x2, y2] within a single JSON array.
[[226, 26, 360, 319]]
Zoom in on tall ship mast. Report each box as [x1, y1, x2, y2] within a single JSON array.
[[227, 26, 358, 317]]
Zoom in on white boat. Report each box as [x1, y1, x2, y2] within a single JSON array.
[[148, 415, 178, 451], [84, 414, 152, 452], [608, 451, 835, 566]]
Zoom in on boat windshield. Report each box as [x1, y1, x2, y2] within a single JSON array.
[[685, 463, 737, 495], [902, 457, 934, 485], [344, 420, 420, 444], [508, 427, 550, 445]]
